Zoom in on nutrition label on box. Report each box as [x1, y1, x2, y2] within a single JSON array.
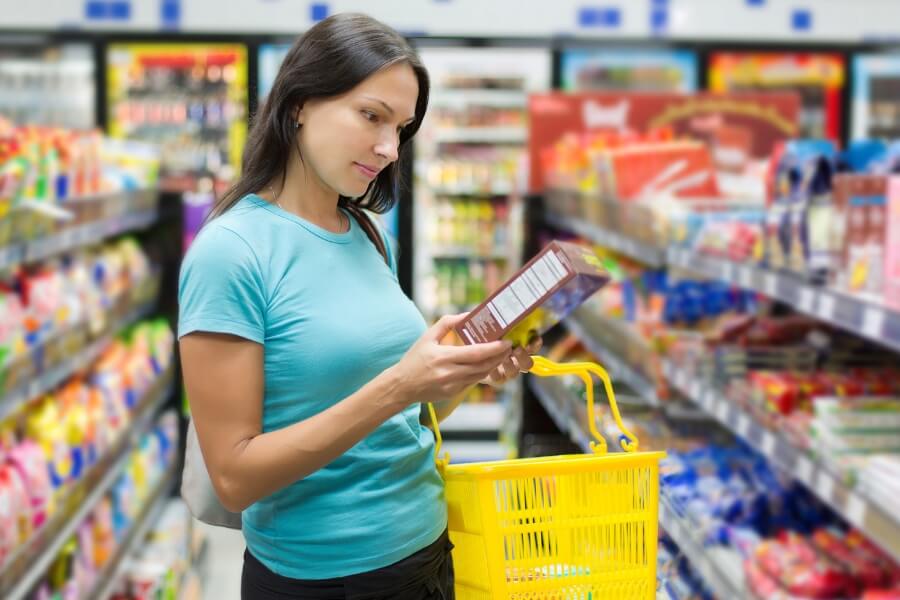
[[455, 241, 609, 346], [489, 251, 567, 327]]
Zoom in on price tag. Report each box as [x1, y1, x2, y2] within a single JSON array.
[[818, 293, 836, 321], [816, 472, 835, 502], [846, 494, 867, 528], [761, 432, 776, 457], [736, 414, 750, 436], [799, 288, 815, 313], [863, 306, 886, 339], [723, 262, 736, 281], [795, 456, 814, 484], [716, 401, 729, 421], [764, 273, 778, 297], [688, 380, 701, 399], [699, 561, 713, 583], [703, 389, 716, 410], [739, 266, 753, 288]]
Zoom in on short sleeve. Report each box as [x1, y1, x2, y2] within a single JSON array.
[[178, 225, 266, 343]]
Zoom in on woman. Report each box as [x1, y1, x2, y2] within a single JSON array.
[[178, 13, 539, 599]]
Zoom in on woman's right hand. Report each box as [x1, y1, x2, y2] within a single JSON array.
[[391, 313, 513, 406]]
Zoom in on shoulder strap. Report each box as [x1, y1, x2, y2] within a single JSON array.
[[343, 202, 389, 266]]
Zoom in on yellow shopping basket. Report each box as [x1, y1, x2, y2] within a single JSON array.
[[427, 356, 666, 599]]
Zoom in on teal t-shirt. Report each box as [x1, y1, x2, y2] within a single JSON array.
[[177, 194, 447, 579]]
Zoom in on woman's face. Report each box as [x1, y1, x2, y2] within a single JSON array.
[[296, 62, 419, 199]]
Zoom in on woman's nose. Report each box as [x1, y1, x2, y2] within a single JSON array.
[[374, 134, 399, 162]]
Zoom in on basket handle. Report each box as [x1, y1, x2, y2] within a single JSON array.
[[427, 356, 640, 467], [528, 356, 640, 454]]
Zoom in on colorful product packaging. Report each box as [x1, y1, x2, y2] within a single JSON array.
[[884, 177, 900, 310], [452, 240, 609, 347]]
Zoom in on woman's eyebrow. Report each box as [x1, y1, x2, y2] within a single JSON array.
[[362, 95, 415, 123]]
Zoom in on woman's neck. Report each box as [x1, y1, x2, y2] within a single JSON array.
[[271, 155, 346, 233]]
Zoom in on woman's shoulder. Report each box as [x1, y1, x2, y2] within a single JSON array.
[[192, 195, 269, 251]]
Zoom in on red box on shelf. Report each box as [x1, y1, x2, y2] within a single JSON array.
[[603, 141, 720, 201]]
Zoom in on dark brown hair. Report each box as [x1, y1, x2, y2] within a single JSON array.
[[209, 13, 429, 220]]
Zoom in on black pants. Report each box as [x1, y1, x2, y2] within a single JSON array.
[[241, 530, 455, 600]]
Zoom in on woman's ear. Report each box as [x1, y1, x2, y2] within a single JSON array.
[[295, 104, 304, 127]]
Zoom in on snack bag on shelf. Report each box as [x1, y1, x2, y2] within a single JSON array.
[[7, 438, 53, 528], [753, 531, 856, 598]]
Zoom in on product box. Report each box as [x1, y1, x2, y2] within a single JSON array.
[[885, 177, 900, 310], [603, 141, 720, 201], [834, 174, 888, 294], [452, 241, 610, 347]]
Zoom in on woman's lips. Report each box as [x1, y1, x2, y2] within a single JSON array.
[[354, 163, 379, 179]]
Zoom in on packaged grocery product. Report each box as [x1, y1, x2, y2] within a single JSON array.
[[885, 176, 900, 310], [833, 174, 888, 294], [767, 140, 837, 279], [753, 531, 855, 598], [452, 240, 609, 347], [7, 438, 54, 528], [811, 527, 893, 590]]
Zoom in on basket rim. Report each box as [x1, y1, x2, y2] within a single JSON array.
[[441, 450, 666, 480]]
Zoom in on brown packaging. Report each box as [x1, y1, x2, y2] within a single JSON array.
[[833, 174, 887, 293], [453, 241, 610, 347]]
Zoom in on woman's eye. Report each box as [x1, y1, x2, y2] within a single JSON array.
[[362, 111, 378, 123]]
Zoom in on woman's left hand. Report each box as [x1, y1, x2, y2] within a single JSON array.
[[484, 336, 543, 386]]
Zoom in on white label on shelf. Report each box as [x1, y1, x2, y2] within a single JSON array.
[[818, 293, 836, 321], [761, 432, 776, 457], [846, 494, 867, 528], [816, 473, 836, 502], [716, 401, 729, 421], [863, 306, 886, 339], [723, 262, 735, 281], [698, 561, 713, 584], [736, 414, 750, 436], [703, 389, 716, 410], [764, 273, 778, 297], [799, 288, 815, 313], [795, 456, 814, 484], [739, 266, 753, 288], [689, 380, 701, 399]]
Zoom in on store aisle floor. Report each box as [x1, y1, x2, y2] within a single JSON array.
[[197, 520, 244, 600]]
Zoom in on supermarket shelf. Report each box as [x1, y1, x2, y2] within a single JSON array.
[[544, 212, 900, 353], [528, 375, 592, 452], [84, 463, 179, 600], [429, 89, 527, 108], [663, 360, 900, 564], [658, 498, 747, 599], [0, 302, 155, 422], [0, 207, 159, 271], [2, 371, 174, 600], [562, 307, 661, 407], [428, 184, 514, 196], [441, 402, 506, 433], [433, 126, 527, 144], [545, 212, 666, 268], [430, 245, 509, 260], [667, 247, 900, 354]]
